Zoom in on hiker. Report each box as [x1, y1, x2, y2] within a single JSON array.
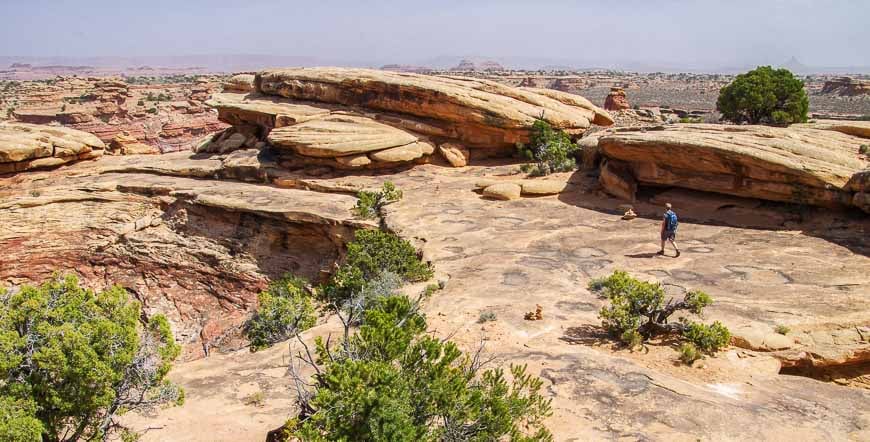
[[658, 203, 681, 257]]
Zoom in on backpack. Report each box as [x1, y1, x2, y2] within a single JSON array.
[[665, 210, 678, 231]]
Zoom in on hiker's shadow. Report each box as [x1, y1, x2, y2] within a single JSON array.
[[624, 252, 659, 259]]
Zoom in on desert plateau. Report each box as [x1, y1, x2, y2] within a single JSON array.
[[0, 2, 868, 441]]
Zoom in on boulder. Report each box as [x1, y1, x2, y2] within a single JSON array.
[[597, 124, 868, 208], [0, 122, 105, 173], [604, 87, 630, 111], [482, 183, 522, 200], [438, 142, 470, 167], [223, 73, 256, 93], [368, 141, 433, 163], [109, 134, 160, 155], [519, 179, 568, 195], [267, 114, 418, 157]]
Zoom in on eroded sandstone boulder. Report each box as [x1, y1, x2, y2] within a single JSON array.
[[0, 122, 105, 173], [204, 67, 610, 171], [597, 124, 869, 209], [603, 87, 630, 111]]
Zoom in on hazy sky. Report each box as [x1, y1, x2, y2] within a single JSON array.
[[2, 0, 868, 68]]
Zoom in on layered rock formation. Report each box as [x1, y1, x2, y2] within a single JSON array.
[[203, 67, 612, 169], [4, 75, 227, 153], [0, 122, 104, 173], [0, 160, 372, 359], [820, 77, 870, 96], [603, 87, 631, 111], [596, 124, 869, 211]]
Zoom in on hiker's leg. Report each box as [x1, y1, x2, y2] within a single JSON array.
[[659, 239, 666, 253]]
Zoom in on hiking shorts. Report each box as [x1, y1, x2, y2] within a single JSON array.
[[662, 230, 676, 241]]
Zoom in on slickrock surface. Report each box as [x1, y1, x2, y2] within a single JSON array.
[[108, 159, 869, 441], [202, 67, 612, 170], [0, 122, 105, 173], [597, 124, 869, 209], [797, 119, 870, 139]]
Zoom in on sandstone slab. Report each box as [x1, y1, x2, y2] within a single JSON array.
[[0, 122, 105, 173], [598, 124, 869, 208], [267, 114, 419, 157], [482, 182, 522, 200]]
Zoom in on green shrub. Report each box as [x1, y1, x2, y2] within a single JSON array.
[[478, 310, 498, 323], [327, 229, 432, 303], [860, 144, 869, 155], [146, 107, 157, 114], [353, 181, 402, 219], [774, 324, 791, 335], [285, 295, 553, 441], [516, 119, 578, 176], [137, 99, 145, 106], [678, 116, 702, 123], [423, 283, 440, 297], [245, 275, 317, 352], [591, 271, 729, 356], [683, 321, 731, 353], [0, 275, 182, 441], [679, 343, 701, 365], [716, 66, 808, 125]]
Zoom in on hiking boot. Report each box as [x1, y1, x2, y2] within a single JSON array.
[[675, 250, 681, 257], [656, 250, 665, 256]]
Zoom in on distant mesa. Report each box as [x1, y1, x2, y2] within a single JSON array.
[[450, 58, 506, 72], [820, 77, 870, 96], [9, 63, 33, 70], [380, 64, 432, 74]]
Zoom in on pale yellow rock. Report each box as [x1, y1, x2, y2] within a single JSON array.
[[482, 183, 522, 200], [268, 115, 419, 158], [334, 154, 372, 168], [519, 179, 567, 195], [206, 93, 331, 128], [474, 179, 499, 189], [797, 119, 870, 139], [223, 74, 256, 93], [519, 87, 614, 126], [368, 141, 433, 163], [0, 122, 105, 171], [438, 142, 469, 167]]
